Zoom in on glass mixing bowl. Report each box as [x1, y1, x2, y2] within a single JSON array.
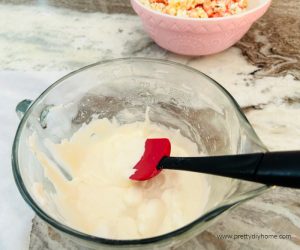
[[12, 58, 270, 249]]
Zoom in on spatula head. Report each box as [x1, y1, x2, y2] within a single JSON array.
[[130, 138, 171, 181]]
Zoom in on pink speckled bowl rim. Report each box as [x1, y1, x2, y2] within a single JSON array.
[[132, 0, 272, 22]]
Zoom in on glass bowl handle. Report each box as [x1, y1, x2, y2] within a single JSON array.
[[16, 99, 32, 120]]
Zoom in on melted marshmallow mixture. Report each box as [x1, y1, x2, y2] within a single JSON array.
[[30, 116, 210, 239]]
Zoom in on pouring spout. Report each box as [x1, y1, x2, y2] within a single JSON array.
[[16, 99, 32, 120]]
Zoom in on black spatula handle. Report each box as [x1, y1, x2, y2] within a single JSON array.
[[255, 151, 300, 188], [159, 151, 300, 188]]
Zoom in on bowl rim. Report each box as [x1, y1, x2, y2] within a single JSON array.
[[12, 58, 271, 246], [131, 0, 272, 22]]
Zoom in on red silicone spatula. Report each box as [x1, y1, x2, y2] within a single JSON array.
[[130, 138, 300, 189], [131, 138, 171, 181]]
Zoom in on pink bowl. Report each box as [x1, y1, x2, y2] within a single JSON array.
[[131, 0, 271, 56]]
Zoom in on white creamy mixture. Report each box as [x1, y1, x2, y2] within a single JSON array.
[[30, 115, 210, 239]]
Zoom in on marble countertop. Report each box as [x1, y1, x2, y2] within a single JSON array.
[[1, 0, 300, 249]]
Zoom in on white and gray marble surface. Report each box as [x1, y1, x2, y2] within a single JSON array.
[[0, 0, 300, 249]]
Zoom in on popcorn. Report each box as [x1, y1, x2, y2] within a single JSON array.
[[140, 0, 248, 18]]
